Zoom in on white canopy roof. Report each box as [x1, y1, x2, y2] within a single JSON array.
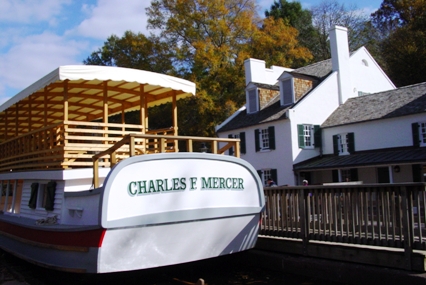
[[0, 65, 196, 113]]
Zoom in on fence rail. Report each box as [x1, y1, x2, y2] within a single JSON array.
[[261, 183, 426, 267]]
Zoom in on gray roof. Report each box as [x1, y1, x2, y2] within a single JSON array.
[[216, 98, 289, 132], [290, 59, 332, 79], [217, 60, 333, 133], [293, 146, 426, 171], [322, 82, 426, 128]]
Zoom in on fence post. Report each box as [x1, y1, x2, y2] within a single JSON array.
[[401, 186, 413, 270], [299, 188, 309, 255]]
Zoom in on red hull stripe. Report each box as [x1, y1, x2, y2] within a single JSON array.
[[0, 220, 106, 248]]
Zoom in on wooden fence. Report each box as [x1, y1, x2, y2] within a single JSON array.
[[261, 183, 426, 270]]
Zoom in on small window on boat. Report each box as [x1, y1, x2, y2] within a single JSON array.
[[0, 180, 20, 214], [37, 184, 48, 209]]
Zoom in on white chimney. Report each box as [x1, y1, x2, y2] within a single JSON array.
[[244, 58, 290, 86], [329, 26, 352, 105]]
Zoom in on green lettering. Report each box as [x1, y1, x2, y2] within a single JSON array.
[[128, 181, 137, 196], [201, 177, 211, 189], [180, 178, 186, 190], [172, 178, 180, 190], [232, 178, 237, 188], [148, 180, 156, 193], [137, 181, 147, 194], [238, 178, 244, 189], [190, 177, 197, 190], [226, 178, 232, 189], [213, 177, 219, 188], [219, 177, 225, 189], [156, 179, 165, 191]]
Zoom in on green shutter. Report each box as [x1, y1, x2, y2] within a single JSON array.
[[257, 170, 262, 180], [333, 135, 339, 155], [45, 181, 57, 211], [350, 168, 358, 181], [332, 170, 339, 182], [255, 129, 260, 152], [347, 132, 355, 153], [239, 132, 246, 154], [298, 124, 305, 148], [412, 123, 420, 147], [314, 125, 322, 148], [268, 126, 275, 150], [228, 134, 234, 156], [271, 169, 278, 185], [412, 164, 422, 182], [29, 183, 39, 209]]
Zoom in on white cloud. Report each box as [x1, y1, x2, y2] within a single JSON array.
[[0, 32, 85, 98], [0, 0, 72, 23], [69, 0, 151, 39]]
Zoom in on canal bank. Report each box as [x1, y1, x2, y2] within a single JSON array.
[[245, 248, 426, 285]]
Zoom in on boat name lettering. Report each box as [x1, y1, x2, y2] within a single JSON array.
[[128, 177, 244, 196]]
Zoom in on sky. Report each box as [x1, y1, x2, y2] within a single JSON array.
[[0, 0, 383, 105]]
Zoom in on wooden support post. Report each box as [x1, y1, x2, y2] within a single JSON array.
[[160, 138, 166, 153], [129, 135, 135, 157], [93, 159, 99, 188], [103, 81, 108, 144], [187, 139, 193, 152], [111, 151, 117, 167], [172, 91, 178, 150], [401, 186, 413, 270], [211, 140, 217, 154], [234, 140, 241, 157], [299, 188, 309, 255]]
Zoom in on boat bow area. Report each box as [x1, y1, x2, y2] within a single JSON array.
[[0, 66, 263, 273]]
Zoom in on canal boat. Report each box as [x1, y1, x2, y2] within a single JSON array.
[[0, 66, 265, 273]]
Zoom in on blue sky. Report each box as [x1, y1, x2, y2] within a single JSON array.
[[0, 0, 383, 105]]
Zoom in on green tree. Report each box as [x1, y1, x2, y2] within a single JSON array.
[[371, 0, 426, 86], [83, 31, 174, 74], [264, 0, 317, 63], [146, 0, 312, 136]]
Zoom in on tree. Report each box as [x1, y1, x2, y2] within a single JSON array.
[[146, 0, 312, 136], [83, 31, 174, 74], [309, 0, 373, 61], [264, 0, 317, 63], [371, 0, 426, 86], [250, 17, 312, 68]]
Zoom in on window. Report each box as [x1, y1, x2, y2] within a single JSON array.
[[281, 78, 293, 105], [258, 169, 277, 186], [333, 133, 355, 155], [247, 88, 258, 113], [28, 181, 56, 211], [228, 132, 246, 155], [332, 168, 358, 182], [255, 127, 275, 152], [298, 124, 321, 149], [412, 122, 426, 147]]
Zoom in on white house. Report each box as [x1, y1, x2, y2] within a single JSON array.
[[216, 26, 398, 186], [295, 82, 426, 184]]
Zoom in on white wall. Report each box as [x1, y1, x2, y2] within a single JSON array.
[[218, 120, 295, 186], [244, 58, 292, 86], [322, 113, 423, 154], [349, 48, 395, 96], [289, 72, 340, 164]]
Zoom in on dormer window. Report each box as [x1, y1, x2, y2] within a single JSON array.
[[247, 88, 259, 113], [280, 78, 294, 105]]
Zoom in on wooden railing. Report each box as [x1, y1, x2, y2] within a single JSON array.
[[0, 121, 239, 173], [92, 133, 240, 188], [261, 183, 426, 268]]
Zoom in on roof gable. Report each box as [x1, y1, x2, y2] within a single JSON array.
[[322, 82, 426, 128]]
